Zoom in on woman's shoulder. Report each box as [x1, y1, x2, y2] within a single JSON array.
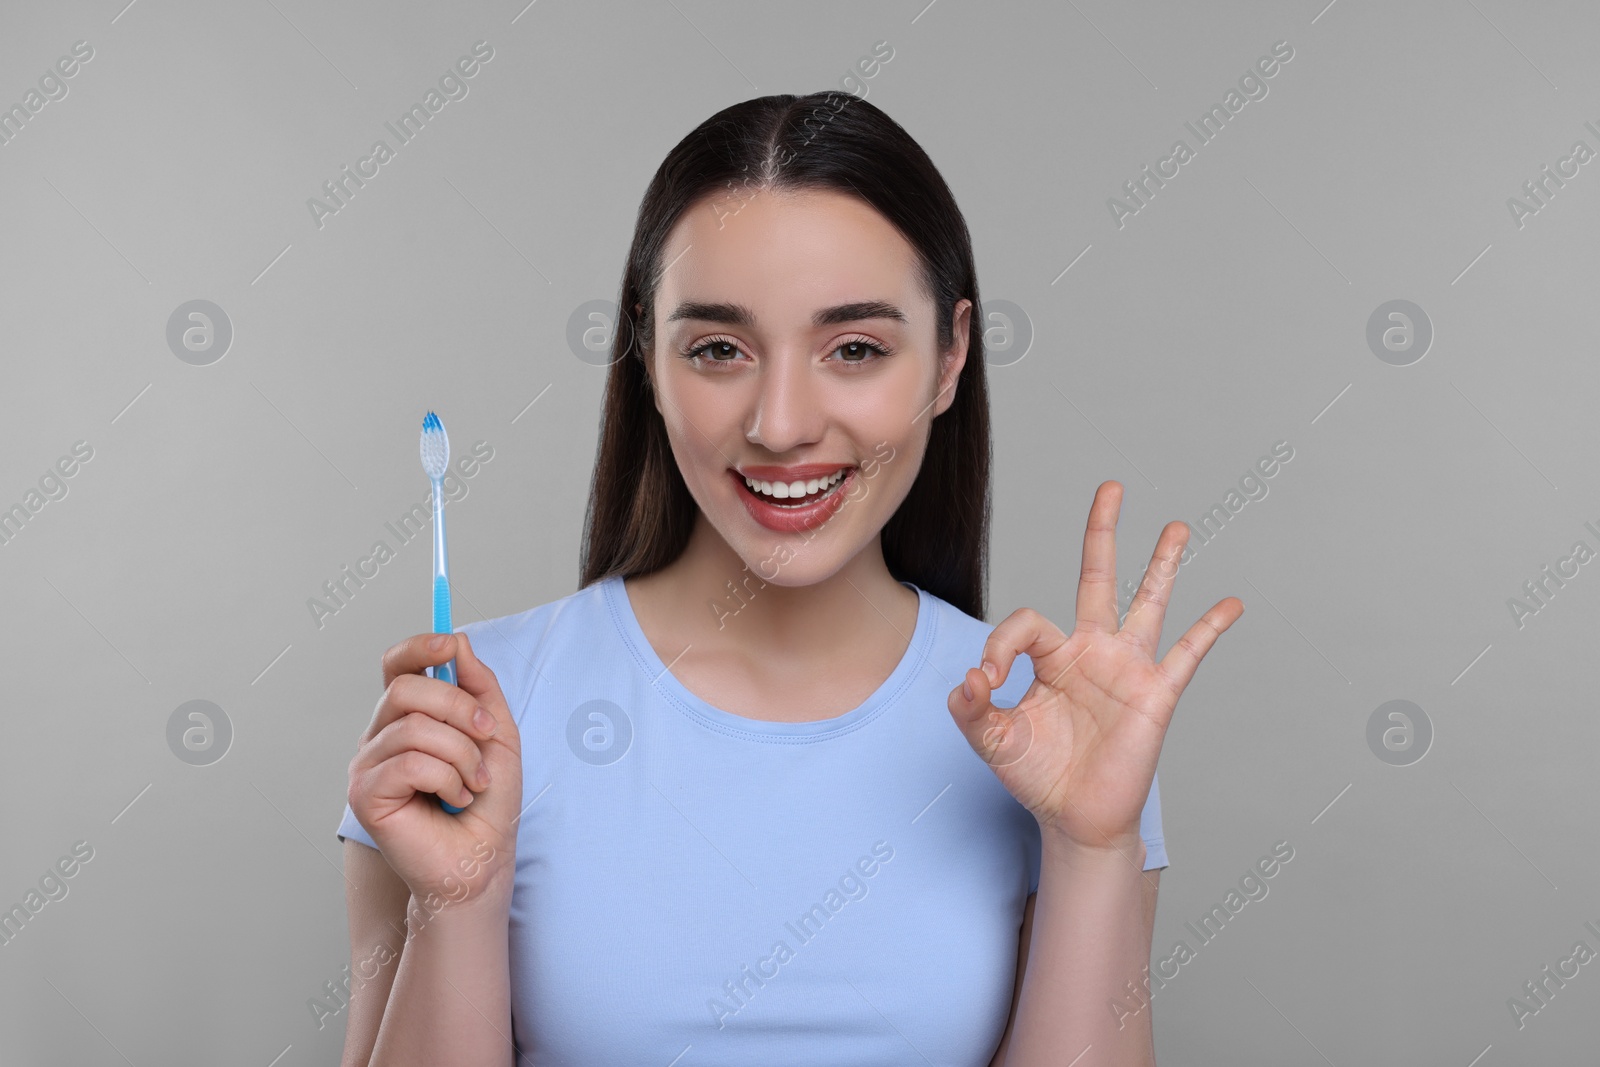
[[451, 577, 618, 707], [457, 576, 609, 644], [917, 585, 1038, 697]]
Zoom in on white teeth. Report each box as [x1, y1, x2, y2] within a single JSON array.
[[743, 467, 847, 502]]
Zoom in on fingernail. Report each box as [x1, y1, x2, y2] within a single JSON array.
[[473, 707, 496, 735], [478, 762, 492, 787], [982, 661, 998, 685], [962, 678, 974, 702], [431, 634, 449, 651], [458, 786, 474, 807]]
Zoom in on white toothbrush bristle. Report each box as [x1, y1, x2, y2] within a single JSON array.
[[420, 411, 450, 478]]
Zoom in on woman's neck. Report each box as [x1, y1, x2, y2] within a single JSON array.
[[623, 512, 919, 695]]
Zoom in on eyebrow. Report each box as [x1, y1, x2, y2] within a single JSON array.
[[664, 300, 908, 329]]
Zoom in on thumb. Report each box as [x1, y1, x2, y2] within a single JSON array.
[[451, 632, 518, 747], [948, 664, 999, 750], [948, 663, 1032, 769]]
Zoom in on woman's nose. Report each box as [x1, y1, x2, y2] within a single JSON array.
[[745, 351, 825, 451]]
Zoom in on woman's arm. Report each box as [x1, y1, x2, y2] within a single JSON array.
[[339, 841, 412, 1067], [988, 868, 1160, 1067], [356, 857, 517, 1067], [999, 832, 1158, 1067]]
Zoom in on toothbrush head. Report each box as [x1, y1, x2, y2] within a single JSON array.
[[420, 411, 450, 480]]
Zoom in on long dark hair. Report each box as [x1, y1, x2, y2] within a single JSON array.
[[579, 90, 992, 620]]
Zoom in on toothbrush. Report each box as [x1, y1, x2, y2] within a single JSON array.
[[420, 411, 465, 814]]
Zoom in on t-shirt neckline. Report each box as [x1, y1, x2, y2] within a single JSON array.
[[602, 572, 937, 742]]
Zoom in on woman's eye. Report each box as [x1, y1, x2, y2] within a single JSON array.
[[683, 338, 889, 366], [686, 340, 741, 362], [836, 342, 874, 362]]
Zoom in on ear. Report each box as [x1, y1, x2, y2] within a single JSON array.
[[932, 298, 972, 419]]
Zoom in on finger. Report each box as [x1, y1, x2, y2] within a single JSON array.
[[1119, 520, 1190, 656], [381, 632, 460, 689], [364, 670, 495, 746], [1155, 597, 1244, 698], [451, 632, 517, 743], [947, 662, 1035, 769], [362, 748, 475, 814], [1076, 481, 1123, 634], [355, 711, 492, 796], [978, 606, 1071, 693]]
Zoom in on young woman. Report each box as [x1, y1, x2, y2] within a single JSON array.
[[336, 90, 1241, 1067]]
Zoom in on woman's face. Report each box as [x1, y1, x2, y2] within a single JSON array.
[[644, 186, 970, 587]]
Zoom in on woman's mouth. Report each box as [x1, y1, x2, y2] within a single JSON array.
[[729, 466, 855, 533]]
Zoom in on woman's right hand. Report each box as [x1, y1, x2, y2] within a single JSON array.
[[347, 631, 522, 906]]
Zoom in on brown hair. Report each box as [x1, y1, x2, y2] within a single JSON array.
[[579, 90, 992, 620]]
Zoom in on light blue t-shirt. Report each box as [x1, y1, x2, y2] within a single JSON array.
[[337, 573, 1166, 1065]]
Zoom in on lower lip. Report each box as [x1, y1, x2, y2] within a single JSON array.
[[731, 468, 855, 533]]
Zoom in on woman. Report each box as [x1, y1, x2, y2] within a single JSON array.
[[336, 90, 1241, 1066]]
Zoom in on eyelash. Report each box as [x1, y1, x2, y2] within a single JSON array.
[[677, 334, 894, 369]]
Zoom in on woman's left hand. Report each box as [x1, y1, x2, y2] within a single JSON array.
[[947, 480, 1244, 852]]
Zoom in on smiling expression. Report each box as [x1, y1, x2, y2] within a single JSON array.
[[643, 186, 971, 585]]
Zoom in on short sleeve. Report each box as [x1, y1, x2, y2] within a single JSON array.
[[1139, 770, 1167, 870], [336, 802, 378, 850], [1026, 769, 1167, 894]]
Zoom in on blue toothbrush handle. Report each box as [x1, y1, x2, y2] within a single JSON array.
[[429, 658, 464, 812]]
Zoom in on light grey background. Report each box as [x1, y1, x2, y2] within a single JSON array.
[[2, 0, 1597, 1063]]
